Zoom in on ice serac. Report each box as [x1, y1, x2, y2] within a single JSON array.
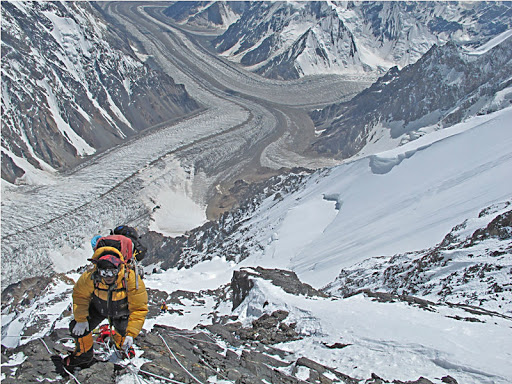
[[1, 1, 199, 184]]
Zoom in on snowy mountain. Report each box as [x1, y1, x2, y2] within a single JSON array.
[[1, 1, 199, 184], [167, 1, 512, 79], [148, 106, 512, 290], [163, 1, 250, 30], [2, 2, 512, 383], [325, 203, 512, 314], [310, 30, 512, 158], [4, 105, 510, 383], [2, 201, 512, 384]]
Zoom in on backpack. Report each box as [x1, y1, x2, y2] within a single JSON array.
[[92, 225, 146, 288], [95, 235, 134, 262], [111, 225, 147, 261]]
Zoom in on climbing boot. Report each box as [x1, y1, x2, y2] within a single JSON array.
[[62, 347, 94, 368], [62, 333, 94, 368]]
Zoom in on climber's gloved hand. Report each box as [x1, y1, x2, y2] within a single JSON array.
[[72, 322, 89, 336], [122, 336, 133, 351]]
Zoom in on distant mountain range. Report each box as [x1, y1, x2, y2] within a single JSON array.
[[1, 1, 199, 184], [310, 31, 512, 158], [2, 3, 511, 381], [165, 1, 512, 79], [164, 1, 512, 160], [163, 1, 250, 28], [3, 1, 511, 185]]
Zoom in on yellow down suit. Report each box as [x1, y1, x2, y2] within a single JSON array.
[[71, 248, 148, 354]]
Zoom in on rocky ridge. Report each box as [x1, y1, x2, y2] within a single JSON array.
[[3, 196, 510, 382], [2, 267, 464, 384], [310, 34, 512, 158], [1, 1, 199, 184], [325, 202, 512, 316]]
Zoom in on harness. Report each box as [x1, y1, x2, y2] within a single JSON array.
[[91, 269, 129, 320]]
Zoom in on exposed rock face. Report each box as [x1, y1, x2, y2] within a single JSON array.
[[254, 6, 362, 80], [0, 324, 458, 384], [237, 309, 300, 344], [1, 1, 199, 184], [1, 266, 463, 384], [0, 320, 349, 384], [231, 267, 327, 310], [310, 37, 512, 158], [140, 230, 183, 271], [232, 269, 256, 310], [469, 209, 512, 244], [1, 276, 54, 310]]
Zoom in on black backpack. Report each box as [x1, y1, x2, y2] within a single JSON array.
[[111, 225, 147, 261]]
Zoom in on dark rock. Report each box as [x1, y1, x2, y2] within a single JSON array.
[[1, 274, 73, 314], [394, 377, 434, 384], [441, 376, 459, 384], [231, 266, 328, 310], [469, 210, 512, 244], [366, 372, 387, 383], [322, 342, 351, 349], [233, 310, 300, 345], [232, 269, 255, 310], [1, 311, 451, 384]]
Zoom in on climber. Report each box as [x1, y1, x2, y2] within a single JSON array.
[[63, 247, 148, 369], [160, 300, 168, 313]]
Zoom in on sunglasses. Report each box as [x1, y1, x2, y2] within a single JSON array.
[[98, 268, 118, 278]]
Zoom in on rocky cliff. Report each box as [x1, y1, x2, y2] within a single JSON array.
[[1, 1, 199, 184], [310, 35, 512, 158]]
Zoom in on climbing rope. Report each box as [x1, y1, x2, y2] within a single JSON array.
[[158, 334, 205, 384], [125, 364, 146, 384], [39, 338, 52, 354], [62, 366, 82, 384], [165, 330, 233, 382], [23, 328, 231, 384], [137, 367, 187, 384], [166, 330, 219, 346], [198, 330, 219, 344], [33, 333, 147, 384], [115, 356, 187, 384]]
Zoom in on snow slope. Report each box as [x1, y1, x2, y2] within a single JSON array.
[[143, 107, 512, 295], [228, 107, 512, 288], [232, 279, 512, 383], [143, 106, 512, 383], [2, 107, 511, 384]]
